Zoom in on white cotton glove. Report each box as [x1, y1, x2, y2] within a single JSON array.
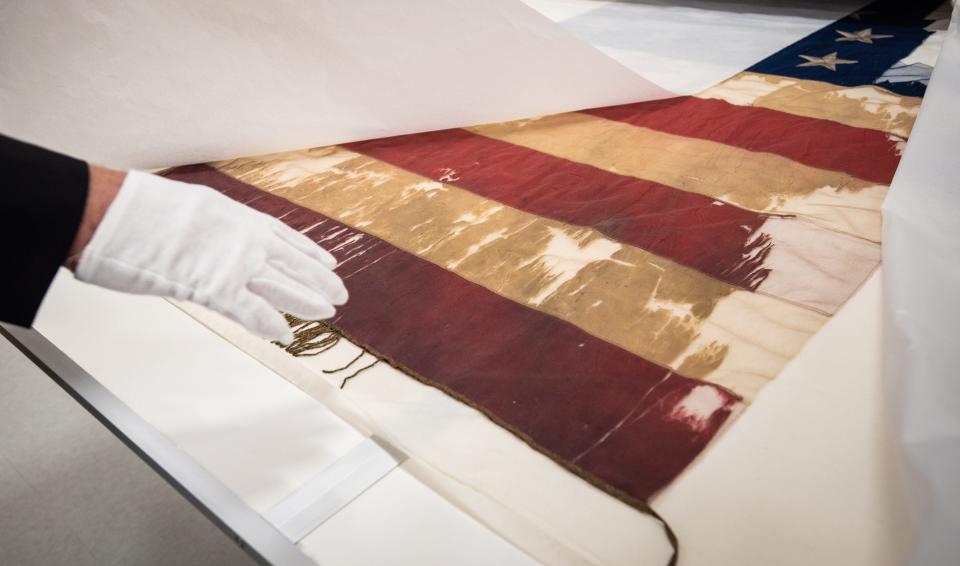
[[75, 170, 347, 344]]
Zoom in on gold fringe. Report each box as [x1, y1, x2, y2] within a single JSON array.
[[323, 350, 366, 374], [338, 359, 381, 389], [276, 314, 381, 389], [276, 314, 342, 356]]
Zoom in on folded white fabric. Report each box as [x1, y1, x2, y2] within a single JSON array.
[[75, 170, 347, 344]]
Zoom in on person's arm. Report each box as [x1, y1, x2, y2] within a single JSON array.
[[0, 133, 89, 326], [65, 164, 125, 268], [1, 134, 346, 343]]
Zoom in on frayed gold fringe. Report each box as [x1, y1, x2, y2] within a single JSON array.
[[323, 350, 365, 374], [276, 314, 381, 388], [337, 359, 381, 389], [278, 314, 341, 356]]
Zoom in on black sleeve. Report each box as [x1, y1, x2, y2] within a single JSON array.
[[1, 133, 89, 327]]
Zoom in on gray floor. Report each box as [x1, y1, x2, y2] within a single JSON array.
[[0, 336, 257, 566]]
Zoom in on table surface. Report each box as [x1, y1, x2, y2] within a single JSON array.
[[21, 1, 923, 564]]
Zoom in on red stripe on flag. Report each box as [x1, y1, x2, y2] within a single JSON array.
[[165, 165, 743, 503], [344, 129, 773, 290], [582, 97, 901, 185]]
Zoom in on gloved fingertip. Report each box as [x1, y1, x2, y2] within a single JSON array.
[[254, 308, 295, 345], [273, 223, 338, 268], [317, 248, 338, 269], [274, 327, 295, 347], [330, 285, 349, 306]]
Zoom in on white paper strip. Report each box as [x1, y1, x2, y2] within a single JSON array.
[[264, 436, 406, 543]]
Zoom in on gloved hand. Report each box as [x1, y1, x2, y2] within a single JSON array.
[[74, 170, 347, 344]]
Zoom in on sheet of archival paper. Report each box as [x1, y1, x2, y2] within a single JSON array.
[[0, 0, 667, 169]]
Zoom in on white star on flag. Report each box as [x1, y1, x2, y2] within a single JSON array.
[[797, 52, 858, 71], [836, 28, 894, 43]]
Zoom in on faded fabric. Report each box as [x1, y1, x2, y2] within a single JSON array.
[[164, 0, 943, 516]]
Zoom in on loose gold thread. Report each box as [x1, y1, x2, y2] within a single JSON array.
[[323, 350, 366, 374], [338, 359, 381, 389]]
